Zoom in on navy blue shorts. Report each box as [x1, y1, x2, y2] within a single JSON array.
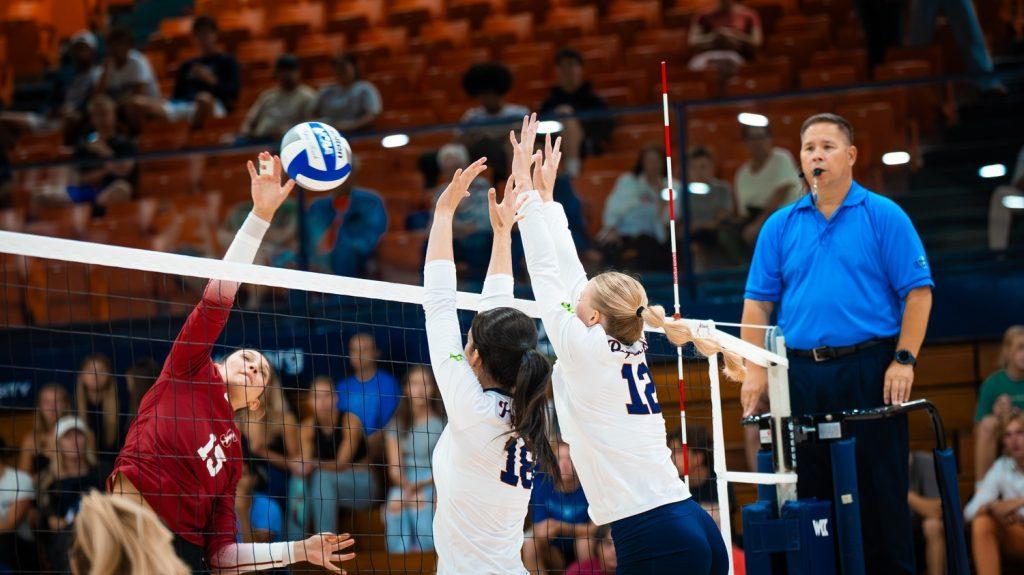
[[610, 499, 728, 575]]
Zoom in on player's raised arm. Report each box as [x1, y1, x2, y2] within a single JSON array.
[[205, 151, 295, 305], [479, 174, 522, 311], [533, 131, 589, 303]]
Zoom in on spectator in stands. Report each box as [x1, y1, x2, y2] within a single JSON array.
[[70, 95, 136, 208], [734, 124, 803, 247], [75, 353, 124, 481], [668, 425, 738, 525], [989, 145, 1024, 251], [598, 144, 679, 270], [70, 492, 190, 575], [236, 463, 284, 543], [565, 524, 616, 575], [0, 439, 37, 573], [432, 143, 492, 281], [383, 366, 444, 553], [58, 30, 102, 138], [336, 333, 402, 439], [239, 377, 301, 507], [974, 325, 1024, 479], [39, 417, 102, 573], [96, 26, 160, 103], [686, 146, 739, 270], [162, 15, 239, 128], [239, 54, 316, 141], [524, 442, 593, 574], [291, 377, 373, 536], [458, 62, 530, 182], [313, 53, 382, 133], [305, 164, 387, 278], [539, 48, 613, 177], [124, 358, 160, 416], [18, 384, 70, 478], [907, 0, 1007, 95], [908, 451, 945, 575], [965, 413, 1024, 575], [688, 0, 763, 79]]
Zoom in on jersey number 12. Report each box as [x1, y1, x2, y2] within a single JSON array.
[[499, 437, 534, 489], [624, 362, 661, 415]]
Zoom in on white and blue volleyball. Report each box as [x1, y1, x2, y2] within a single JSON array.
[[280, 122, 352, 191]]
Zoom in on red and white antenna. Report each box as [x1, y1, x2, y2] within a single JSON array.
[[660, 61, 689, 486]]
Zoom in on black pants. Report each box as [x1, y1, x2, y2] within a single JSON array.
[[173, 536, 210, 574], [788, 341, 914, 575]]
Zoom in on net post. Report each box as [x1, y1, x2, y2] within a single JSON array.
[[767, 330, 797, 508], [706, 332, 734, 575]]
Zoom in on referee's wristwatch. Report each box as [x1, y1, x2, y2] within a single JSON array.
[[894, 349, 917, 366]]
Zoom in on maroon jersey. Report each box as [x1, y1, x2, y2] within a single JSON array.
[[110, 294, 241, 559]]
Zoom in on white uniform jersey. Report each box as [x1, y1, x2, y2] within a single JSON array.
[[423, 261, 532, 575], [518, 193, 690, 525]]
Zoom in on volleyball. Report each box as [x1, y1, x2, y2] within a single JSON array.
[[279, 121, 352, 192]]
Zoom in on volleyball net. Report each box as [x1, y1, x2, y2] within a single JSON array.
[[0, 228, 786, 574]]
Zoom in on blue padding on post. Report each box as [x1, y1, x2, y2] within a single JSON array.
[[782, 500, 836, 575], [933, 448, 970, 575], [757, 449, 778, 504], [830, 439, 865, 575]]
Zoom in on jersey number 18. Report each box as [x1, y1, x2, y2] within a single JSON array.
[[499, 437, 534, 489], [624, 362, 661, 415]]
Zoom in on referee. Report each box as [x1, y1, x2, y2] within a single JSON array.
[[740, 113, 934, 574]]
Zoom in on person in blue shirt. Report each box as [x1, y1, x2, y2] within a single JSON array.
[[337, 333, 402, 435], [305, 169, 388, 278], [740, 113, 934, 575], [524, 442, 594, 574]]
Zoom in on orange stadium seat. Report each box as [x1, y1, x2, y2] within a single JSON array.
[[0, 207, 26, 233], [90, 266, 159, 322], [771, 14, 831, 36], [809, 49, 868, 83], [235, 38, 286, 70], [35, 204, 90, 238], [294, 33, 346, 68], [445, 0, 499, 26], [725, 72, 786, 97], [214, 8, 267, 48], [765, 31, 826, 69], [574, 170, 620, 237], [267, 3, 326, 40], [409, 19, 471, 54], [539, 6, 598, 39], [500, 42, 556, 68], [835, 101, 902, 168], [387, 0, 443, 32], [327, 0, 385, 37], [102, 198, 158, 234], [350, 27, 408, 62], [799, 65, 858, 89], [137, 120, 190, 153], [377, 230, 426, 283], [10, 132, 68, 164], [474, 13, 533, 50], [137, 158, 198, 197], [376, 108, 439, 130], [25, 259, 93, 326], [0, 254, 28, 328], [602, 1, 661, 42]]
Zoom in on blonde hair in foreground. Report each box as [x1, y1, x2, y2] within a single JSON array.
[[590, 272, 746, 381], [71, 491, 190, 575]]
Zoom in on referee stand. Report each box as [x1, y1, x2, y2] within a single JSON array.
[[734, 330, 970, 574]]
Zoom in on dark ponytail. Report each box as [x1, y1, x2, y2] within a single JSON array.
[[511, 348, 558, 486], [469, 307, 559, 485]]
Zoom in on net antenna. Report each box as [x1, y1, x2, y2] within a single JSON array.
[[659, 64, 794, 574], [659, 61, 691, 490]]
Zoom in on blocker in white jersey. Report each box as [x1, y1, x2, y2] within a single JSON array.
[[422, 158, 557, 575], [512, 119, 732, 574]]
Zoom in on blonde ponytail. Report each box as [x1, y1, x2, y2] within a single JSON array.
[[641, 305, 746, 382], [72, 492, 190, 575], [589, 271, 746, 382]]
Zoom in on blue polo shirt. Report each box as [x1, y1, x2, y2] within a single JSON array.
[[744, 181, 933, 350]]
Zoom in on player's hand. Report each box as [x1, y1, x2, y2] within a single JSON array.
[[883, 361, 914, 405], [488, 174, 524, 236], [740, 365, 769, 417], [293, 532, 356, 573], [436, 157, 487, 217], [247, 151, 295, 222], [509, 113, 539, 189], [533, 133, 562, 203]]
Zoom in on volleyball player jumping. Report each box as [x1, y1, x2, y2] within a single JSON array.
[[108, 152, 355, 573], [513, 115, 739, 574], [423, 157, 557, 574]]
